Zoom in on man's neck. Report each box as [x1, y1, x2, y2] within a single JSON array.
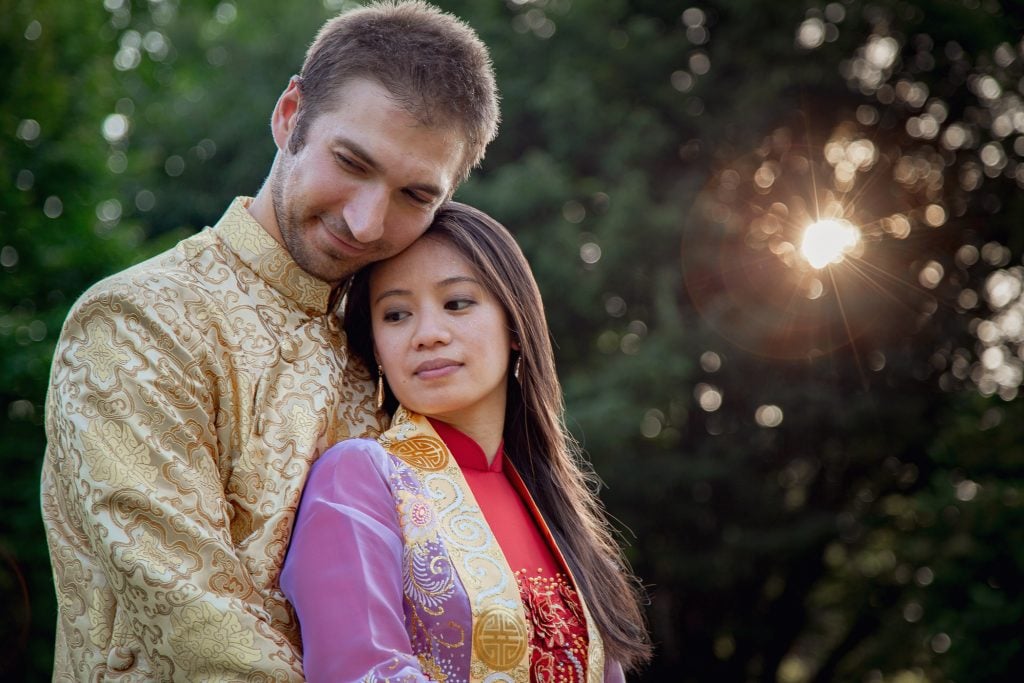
[[247, 185, 283, 247]]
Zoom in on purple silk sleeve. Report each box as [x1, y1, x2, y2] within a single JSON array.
[[281, 439, 427, 683], [605, 658, 626, 683]]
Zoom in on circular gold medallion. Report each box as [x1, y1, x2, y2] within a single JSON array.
[[473, 605, 528, 670], [390, 436, 448, 471]]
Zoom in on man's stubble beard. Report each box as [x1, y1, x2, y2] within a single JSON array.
[[269, 164, 360, 286]]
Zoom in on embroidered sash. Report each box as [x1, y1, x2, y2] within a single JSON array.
[[380, 408, 608, 682], [380, 409, 531, 682]]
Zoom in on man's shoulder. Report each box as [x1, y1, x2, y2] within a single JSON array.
[[69, 229, 225, 313]]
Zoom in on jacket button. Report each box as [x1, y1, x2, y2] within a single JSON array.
[[107, 646, 136, 672], [280, 337, 299, 362]]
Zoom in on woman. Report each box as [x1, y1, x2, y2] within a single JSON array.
[[281, 202, 651, 681]]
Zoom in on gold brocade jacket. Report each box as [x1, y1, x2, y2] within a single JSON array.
[[41, 197, 385, 681]]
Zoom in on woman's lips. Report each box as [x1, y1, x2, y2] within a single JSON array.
[[414, 358, 462, 379]]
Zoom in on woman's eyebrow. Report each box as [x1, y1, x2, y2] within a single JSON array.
[[372, 276, 481, 305], [373, 288, 411, 305]]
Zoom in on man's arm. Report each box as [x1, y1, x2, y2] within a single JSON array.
[[42, 286, 304, 681]]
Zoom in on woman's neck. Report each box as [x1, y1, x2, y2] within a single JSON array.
[[429, 414, 504, 466]]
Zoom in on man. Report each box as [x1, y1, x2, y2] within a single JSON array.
[[40, 2, 498, 679]]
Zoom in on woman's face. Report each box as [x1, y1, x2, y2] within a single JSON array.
[[369, 236, 513, 434]]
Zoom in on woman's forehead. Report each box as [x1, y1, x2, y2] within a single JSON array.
[[369, 237, 477, 294]]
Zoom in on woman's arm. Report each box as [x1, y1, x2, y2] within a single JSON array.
[[282, 440, 427, 683], [605, 657, 626, 683]]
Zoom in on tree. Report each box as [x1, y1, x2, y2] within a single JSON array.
[[0, 0, 154, 676], [453, 1, 1024, 680], [4, 1, 1022, 680]]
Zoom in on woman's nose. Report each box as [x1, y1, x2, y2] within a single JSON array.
[[411, 308, 451, 348]]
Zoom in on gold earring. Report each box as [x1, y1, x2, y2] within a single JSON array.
[[513, 355, 522, 383], [376, 365, 385, 409]]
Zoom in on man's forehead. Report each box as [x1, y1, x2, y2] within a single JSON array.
[[313, 78, 469, 186]]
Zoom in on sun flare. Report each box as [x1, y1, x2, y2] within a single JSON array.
[[800, 219, 862, 269]]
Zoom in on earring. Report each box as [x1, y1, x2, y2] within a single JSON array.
[[376, 364, 385, 409], [513, 355, 522, 383]]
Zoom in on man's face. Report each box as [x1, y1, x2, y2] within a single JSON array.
[[268, 78, 465, 285]]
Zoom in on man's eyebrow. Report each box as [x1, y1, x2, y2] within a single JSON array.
[[333, 137, 446, 199]]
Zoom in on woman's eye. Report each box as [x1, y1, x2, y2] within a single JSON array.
[[445, 299, 474, 311], [382, 310, 409, 323]]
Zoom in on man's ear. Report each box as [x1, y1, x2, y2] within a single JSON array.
[[271, 77, 302, 151]]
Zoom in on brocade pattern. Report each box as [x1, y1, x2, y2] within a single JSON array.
[[41, 197, 385, 681]]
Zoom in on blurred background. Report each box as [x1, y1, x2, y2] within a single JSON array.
[[3, 0, 1023, 680]]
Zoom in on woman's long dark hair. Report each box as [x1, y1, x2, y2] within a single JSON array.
[[345, 201, 652, 671]]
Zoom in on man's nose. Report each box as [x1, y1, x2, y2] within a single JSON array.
[[344, 186, 387, 243]]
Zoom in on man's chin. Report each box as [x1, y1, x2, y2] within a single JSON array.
[[298, 257, 362, 286]]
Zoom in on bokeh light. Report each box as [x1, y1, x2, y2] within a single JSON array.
[[800, 219, 861, 269]]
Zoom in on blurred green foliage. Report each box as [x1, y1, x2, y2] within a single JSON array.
[[2, 0, 1022, 681], [2, 0, 147, 675]]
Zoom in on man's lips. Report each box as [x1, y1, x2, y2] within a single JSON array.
[[318, 217, 367, 255]]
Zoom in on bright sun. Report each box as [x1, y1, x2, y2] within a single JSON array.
[[800, 219, 862, 269]]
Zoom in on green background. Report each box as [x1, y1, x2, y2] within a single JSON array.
[[3, 0, 1023, 680]]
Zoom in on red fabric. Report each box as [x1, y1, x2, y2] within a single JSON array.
[[429, 419, 590, 682]]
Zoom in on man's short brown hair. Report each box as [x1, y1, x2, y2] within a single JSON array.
[[291, 0, 499, 185]]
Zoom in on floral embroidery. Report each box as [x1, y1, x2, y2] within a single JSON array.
[[394, 477, 458, 615], [383, 415, 533, 679], [396, 489, 439, 546], [515, 569, 589, 683], [418, 652, 448, 682], [404, 541, 457, 612]]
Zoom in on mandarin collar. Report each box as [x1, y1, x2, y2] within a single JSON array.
[[428, 418, 504, 473], [212, 197, 338, 316]]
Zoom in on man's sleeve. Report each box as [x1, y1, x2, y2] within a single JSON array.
[[42, 286, 304, 681]]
